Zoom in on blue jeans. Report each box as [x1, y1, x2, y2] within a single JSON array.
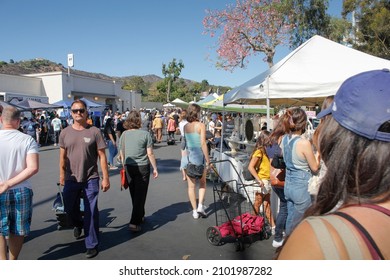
[[107, 140, 118, 166], [284, 169, 311, 236], [271, 186, 287, 242], [63, 178, 100, 249]]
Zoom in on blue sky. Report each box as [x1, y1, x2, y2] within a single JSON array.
[[1, 0, 342, 88]]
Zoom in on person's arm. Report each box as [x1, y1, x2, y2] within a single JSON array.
[[59, 147, 67, 186], [108, 131, 116, 146], [248, 153, 263, 185], [147, 147, 158, 179], [0, 153, 39, 194], [199, 123, 211, 168], [98, 148, 110, 192], [299, 138, 320, 172]]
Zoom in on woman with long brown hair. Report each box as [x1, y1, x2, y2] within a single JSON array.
[[247, 130, 275, 231], [280, 107, 320, 236], [279, 69, 390, 259], [182, 104, 211, 219]]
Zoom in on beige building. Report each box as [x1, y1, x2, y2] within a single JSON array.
[[0, 71, 141, 113]]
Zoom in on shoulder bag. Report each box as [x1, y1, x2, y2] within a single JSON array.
[[270, 165, 285, 187], [271, 153, 286, 169], [120, 132, 129, 191]]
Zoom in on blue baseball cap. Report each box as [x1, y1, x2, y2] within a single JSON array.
[[317, 69, 390, 142]]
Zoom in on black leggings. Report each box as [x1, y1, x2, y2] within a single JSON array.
[[125, 164, 150, 225]]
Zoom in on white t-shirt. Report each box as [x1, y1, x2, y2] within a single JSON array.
[[51, 117, 62, 132], [179, 120, 188, 136], [0, 130, 39, 190], [208, 120, 215, 135]]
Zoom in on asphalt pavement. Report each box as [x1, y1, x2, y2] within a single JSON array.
[[19, 136, 276, 260]]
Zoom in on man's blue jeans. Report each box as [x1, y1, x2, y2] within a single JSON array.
[[63, 178, 100, 250]]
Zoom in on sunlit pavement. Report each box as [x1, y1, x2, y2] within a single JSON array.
[[20, 138, 276, 260]]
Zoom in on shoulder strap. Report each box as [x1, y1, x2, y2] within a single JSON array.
[[306, 216, 364, 259], [355, 204, 390, 216], [333, 211, 384, 260], [305, 217, 340, 259], [121, 132, 126, 167]]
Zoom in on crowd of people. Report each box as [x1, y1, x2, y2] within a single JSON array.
[[0, 69, 389, 260]]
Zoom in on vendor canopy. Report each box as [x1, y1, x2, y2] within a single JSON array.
[[200, 94, 274, 114], [171, 98, 189, 109], [224, 35, 390, 107]]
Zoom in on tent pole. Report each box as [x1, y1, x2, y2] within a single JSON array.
[[266, 76, 270, 128], [219, 108, 225, 160]]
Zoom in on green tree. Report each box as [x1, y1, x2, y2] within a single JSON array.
[[162, 58, 185, 102], [147, 82, 166, 102], [343, 0, 390, 59], [288, 0, 331, 48], [122, 76, 145, 93], [327, 17, 352, 43]]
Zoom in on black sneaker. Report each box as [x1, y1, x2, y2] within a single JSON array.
[[73, 227, 82, 239], [85, 248, 98, 259]]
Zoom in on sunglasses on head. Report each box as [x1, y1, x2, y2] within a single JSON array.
[[71, 108, 86, 114]]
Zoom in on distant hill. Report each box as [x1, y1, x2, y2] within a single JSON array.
[[0, 58, 191, 85]]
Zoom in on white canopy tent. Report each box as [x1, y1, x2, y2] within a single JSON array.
[[163, 102, 175, 108], [171, 98, 189, 109], [223, 35, 390, 123]]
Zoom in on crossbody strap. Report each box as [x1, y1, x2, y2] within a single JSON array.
[[121, 132, 126, 168], [306, 215, 364, 259], [346, 204, 390, 216], [333, 211, 384, 260]]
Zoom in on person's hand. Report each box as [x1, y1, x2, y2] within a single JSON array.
[[0, 181, 10, 195], [153, 169, 158, 179], [101, 177, 110, 192], [59, 176, 65, 186], [256, 180, 264, 188]]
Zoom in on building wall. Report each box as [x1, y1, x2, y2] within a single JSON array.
[[0, 73, 43, 97], [1, 72, 142, 112]]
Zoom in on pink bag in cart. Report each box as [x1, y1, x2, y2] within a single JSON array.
[[217, 213, 264, 238]]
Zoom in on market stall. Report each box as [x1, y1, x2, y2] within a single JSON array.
[[223, 35, 390, 124]]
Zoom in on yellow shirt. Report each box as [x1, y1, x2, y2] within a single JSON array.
[[152, 117, 163, 129], [252, 149, 270, 180]]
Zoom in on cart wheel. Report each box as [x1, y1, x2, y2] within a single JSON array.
[[206, 226, 222, 246], [235, 241, 245, 252]]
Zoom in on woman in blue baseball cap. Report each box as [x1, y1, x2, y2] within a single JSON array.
[[278, 69, 390, 259]]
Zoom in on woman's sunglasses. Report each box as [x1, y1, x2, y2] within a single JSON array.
[[71, 108, 86, 114]]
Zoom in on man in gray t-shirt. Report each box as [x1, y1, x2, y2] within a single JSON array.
[[59, 99, 110, 259]]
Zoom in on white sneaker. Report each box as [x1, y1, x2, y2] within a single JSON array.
[[192, 210, 199, 219], [197, 205, 207, 218], [271, 226, 276, 235], [272, 239, 284, 248]]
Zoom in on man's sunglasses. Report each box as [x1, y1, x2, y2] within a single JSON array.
[[71, 108, 86, 114]]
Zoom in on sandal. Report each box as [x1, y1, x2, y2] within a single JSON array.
[[129, 224, 142, 232]]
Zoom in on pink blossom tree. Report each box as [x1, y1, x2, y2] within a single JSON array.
[[203, 0, 293, 70]]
